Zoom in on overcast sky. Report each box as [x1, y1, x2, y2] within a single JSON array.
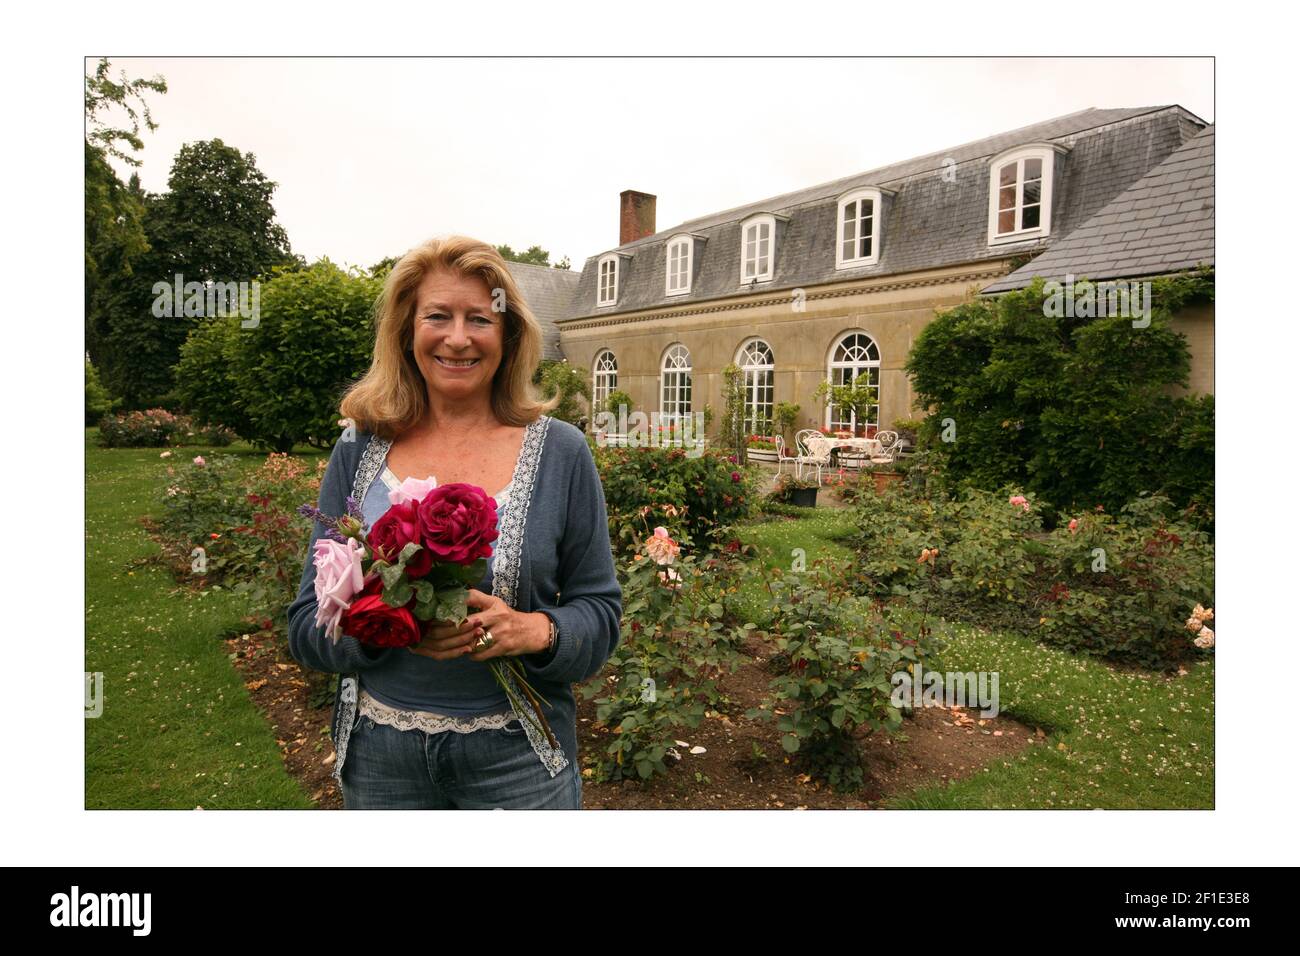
[[101, 57, 1213, 273]]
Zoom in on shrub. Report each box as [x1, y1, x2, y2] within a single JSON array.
[[594, 444, 756, 556], [906, 268, 1214, 517], [176, 261, 382, 452], [746, 562, 946, 793], [579, 527, 751, 782], [85, 358, 120, 426], [98, 408, 184, 447], [848, 483, 1214, 668], [1038, 494, 1214, 668], [152, 451, 323, 616]]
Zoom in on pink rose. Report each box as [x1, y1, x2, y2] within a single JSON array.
[[312, 537, 367, 642], [644, 527, 680, 566], [193, 455, 206, 467], [1068, 519, 1078, 533], [388, 474, 438, 507], [416, 483, 500, 565]]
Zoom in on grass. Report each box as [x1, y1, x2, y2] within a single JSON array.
[[733, 504, 1215, 809], [84, 428, 327, 808]]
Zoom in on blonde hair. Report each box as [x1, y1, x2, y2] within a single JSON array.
[[340, 235, 559, 439]]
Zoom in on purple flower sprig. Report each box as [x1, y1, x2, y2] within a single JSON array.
[[297, 502, 364, 544]]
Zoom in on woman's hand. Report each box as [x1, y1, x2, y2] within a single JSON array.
[[461, 588, 552, 662], [405, 616, 480, 660]]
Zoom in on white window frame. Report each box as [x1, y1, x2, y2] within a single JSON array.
[[592, 349, 618, 411], [736, 338, 775, 435], [660, 342, 693, 427], [597, 253, 619, 306], [987, 144, 1057, 246], [665, 235, 694, 296], [825, 331, 881, 433], [835, 187, 884, 269], [739, 213, 777, 284]]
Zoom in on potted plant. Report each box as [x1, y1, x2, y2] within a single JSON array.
[[814, 375, 879, 437], [866, 461, 904, 493], [774, 401, 800, 449], [774, 472, 820, 508], [746, 434, 779, 463]]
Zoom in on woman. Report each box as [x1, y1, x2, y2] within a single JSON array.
[[286, 235, 622, 809]]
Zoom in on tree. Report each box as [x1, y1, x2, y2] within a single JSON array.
[[496, 244, 552, 266], [84, 59, 166, 375], [98, 139, 297, 407], [178, 261, 382, 452], [534, 359, 590, 426]]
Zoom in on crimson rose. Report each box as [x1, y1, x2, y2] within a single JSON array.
[[339, 577, 422, 648], [369, 499, 434, 577], [416, 483, 499, 565]]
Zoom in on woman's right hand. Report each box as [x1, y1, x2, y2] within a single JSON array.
[[405, 618, 484, 660]]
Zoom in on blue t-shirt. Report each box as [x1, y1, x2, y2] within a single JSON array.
[[355, 462, 514, 715]]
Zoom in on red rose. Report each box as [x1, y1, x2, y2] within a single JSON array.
[[340, 577, 422, 648], [416, 483, 500, 566], [370, 499, 434, 577]]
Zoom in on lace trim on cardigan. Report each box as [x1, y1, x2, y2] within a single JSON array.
[[332, 421, 568, 784], [358, 688, 515, 734]]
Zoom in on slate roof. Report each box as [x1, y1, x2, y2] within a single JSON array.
[[563, 105, 1208, 321], [505, 260, 579, 359], [981, 124, 1214, 292]]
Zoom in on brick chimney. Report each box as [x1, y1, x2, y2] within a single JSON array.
[[619, 190, 657, 245]]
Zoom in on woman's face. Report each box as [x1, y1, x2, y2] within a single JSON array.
[[411, 266, 506, 407]]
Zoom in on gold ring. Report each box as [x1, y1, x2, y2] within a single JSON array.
[[476, 629, 495, 649]]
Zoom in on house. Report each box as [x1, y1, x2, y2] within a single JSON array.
[[552, 105, 1212, 437], [981, 124, 1214, 395], [503, 260, 580, 362]]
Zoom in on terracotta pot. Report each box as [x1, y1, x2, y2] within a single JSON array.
[[872, 471, 903, 493]]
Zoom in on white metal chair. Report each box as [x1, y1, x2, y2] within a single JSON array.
[[774, 434, 799, 478], [795, 430, 834, 483], [870, 430, 900, 465]]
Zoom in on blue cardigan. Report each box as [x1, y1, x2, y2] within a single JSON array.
[[285, 414, 623, 785]]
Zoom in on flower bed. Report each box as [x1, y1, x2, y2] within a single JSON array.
[[847, 484, 1214, 669]]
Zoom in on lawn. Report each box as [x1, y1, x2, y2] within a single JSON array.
[[84, 429, 326, 808]]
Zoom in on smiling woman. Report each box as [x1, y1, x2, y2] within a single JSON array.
[[286, 235, 623, 809]]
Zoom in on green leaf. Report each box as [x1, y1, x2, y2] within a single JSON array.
[[781, 734, 801, 753]]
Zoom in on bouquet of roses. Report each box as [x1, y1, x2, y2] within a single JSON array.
[[297, 476, 556, 746]]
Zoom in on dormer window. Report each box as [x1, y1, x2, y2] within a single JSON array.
[[740, 213, 777, 283], [597, 253, 619, 306], [987, 144, 1059, 245], [836, 187, 885, 269], [665, 235, 696, 296]]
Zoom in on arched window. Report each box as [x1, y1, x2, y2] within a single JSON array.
[[836, 187, 884, 268], [987, 144, 1058, 244], [660, 343, 692, 427], [826, 332, 881, 433], [597, 253, 619, 306], [736, 338, 775, 435], [739, 213, 776, 283], [592, 350, 618, 412]]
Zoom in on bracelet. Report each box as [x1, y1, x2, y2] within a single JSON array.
[[544, 616, 557, 653]]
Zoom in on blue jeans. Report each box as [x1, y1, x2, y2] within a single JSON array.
[[340, 712, 582, 809]]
